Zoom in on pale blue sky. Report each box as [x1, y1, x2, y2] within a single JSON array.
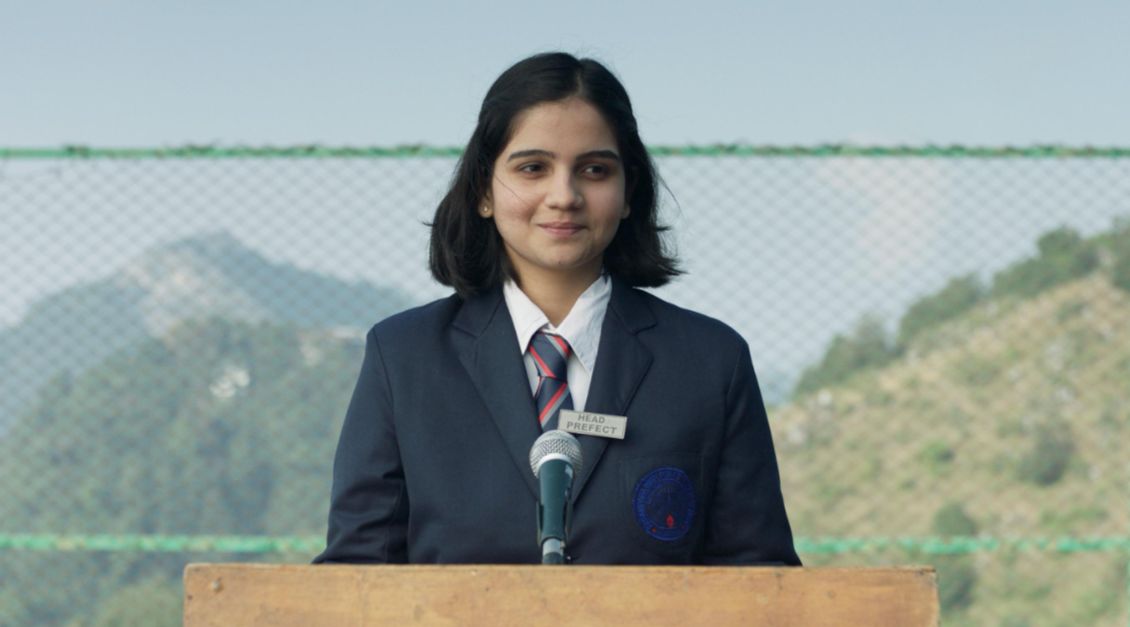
[[2, 0, 1128, 146], [3, 1, 1130, 395]]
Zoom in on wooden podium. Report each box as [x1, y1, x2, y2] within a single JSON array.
[[184, 564, 938, 626]]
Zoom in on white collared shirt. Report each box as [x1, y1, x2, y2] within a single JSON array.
[[502, 274, 612, 412]]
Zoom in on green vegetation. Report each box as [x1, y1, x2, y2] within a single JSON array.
[[1110, 220, 1130, 293], [0, 318, 363, 626], [794, 314, 898, 395], [932, 502, 978, 537], [1014, 423, 1075, 486], [991, 227, 1098, 299], [792, 222, 1129, 399], [897, 274, 984, 346], [948, 353, 1002, 387], [89, 577, 182, 627], [936, 555, 978, 612], [778, 219, 1130, 626], [1039, 507, 1109, 535], [919, 441, 955, 476], [4, 221, 1130, 625], [1112, 253, 1130, 293]]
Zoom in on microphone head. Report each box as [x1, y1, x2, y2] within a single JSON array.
[[529, 430, 583, 478]]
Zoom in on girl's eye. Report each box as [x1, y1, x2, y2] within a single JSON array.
[[583, 164, 619, 179], [518, 163, 545, 174]]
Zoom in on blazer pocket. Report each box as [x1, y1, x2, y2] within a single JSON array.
[[619, 453, 704, 558]]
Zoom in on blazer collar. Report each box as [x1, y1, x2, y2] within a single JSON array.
[[451, 279, 656, 503], [452, 286, 542, 498], [571, 279, 654, 502]]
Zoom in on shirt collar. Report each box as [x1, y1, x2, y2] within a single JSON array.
[[502, 274, 611, 374]]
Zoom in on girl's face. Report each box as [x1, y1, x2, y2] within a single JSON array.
[[486, 97, 629, 288]]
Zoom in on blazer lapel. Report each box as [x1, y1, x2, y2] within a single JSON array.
[[451, 288, 542, 499], [571, 279, 655, 503]]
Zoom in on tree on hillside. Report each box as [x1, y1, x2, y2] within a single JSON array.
[[897, 274, 984, 347], [992, 226, 1098, 299], [794, 314, 897, 396], [1108, 218, 1130, 293], [792, 224, 1122, 401]]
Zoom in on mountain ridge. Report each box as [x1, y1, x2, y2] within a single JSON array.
[[0, 231, 412, 434], [774, 273, 1130, 625]]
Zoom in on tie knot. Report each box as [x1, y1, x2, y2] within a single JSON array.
[[529, 332, 571, 380]]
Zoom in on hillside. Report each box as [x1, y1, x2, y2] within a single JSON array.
[[773, 274, 1130, 626], [0, 232, 411, 435], [2, 224, 1128, 625], [0, 317, 364, 626]]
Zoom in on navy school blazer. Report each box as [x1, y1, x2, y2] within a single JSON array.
[[314, 279, 800, 565]]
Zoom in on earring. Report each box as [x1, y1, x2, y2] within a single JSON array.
[[480, 205, 492, 217], [622, 205, 631, 219]]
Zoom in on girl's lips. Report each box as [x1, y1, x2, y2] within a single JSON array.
[[540, 223, 585, 236]]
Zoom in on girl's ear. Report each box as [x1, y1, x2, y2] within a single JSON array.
[[480, 191, 493, 218]]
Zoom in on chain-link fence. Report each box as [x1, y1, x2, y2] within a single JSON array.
[[1, 145, 1128, 626]]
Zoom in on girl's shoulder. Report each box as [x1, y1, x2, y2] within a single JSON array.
[[620, 286, 748, 349], [367, 293, 464, 339]]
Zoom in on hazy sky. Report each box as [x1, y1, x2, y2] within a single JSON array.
[[2, 0, 1128, 147], [4, 1, 1129, 395]]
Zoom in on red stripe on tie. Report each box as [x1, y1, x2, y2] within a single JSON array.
[[529, 345, 556, 378], [550, 334, 571, 357], [538, 384, 568, 425]]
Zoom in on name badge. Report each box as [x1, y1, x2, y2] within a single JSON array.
[[558, 410, 627, 440]]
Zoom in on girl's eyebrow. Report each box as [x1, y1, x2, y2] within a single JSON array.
[[505, 149, 621, 163]]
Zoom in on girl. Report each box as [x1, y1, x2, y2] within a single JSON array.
[[316, 52, 799, 565]]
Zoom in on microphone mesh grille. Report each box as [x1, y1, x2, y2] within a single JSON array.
[[529, 430, 583, 477]]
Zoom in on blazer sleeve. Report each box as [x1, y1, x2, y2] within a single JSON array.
[[701, 339, 801, 566], [313, 327, 409, 563]]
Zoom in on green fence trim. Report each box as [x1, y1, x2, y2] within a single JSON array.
[[2, 533, 1129, 555], [2, 144, 1130, 160], [0, 534, 323, 553], [646, 145, 1130, 159], [0, 145, 465, 159], [796, 536, 1130, 555]]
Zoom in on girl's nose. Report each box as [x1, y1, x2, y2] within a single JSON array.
[[544, 172, 583, 210]]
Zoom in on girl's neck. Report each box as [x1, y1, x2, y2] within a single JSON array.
[[514, 267, 601, 327]]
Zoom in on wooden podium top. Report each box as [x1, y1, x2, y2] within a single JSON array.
[[184, 563, 938, 626]]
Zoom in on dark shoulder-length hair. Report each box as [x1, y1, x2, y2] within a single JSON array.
[[428, 51, 681, 298]]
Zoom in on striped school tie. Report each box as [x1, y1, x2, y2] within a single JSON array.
[[529, 331, 573, 431]]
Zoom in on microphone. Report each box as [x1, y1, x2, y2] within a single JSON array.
[[528, 430, 583, 564]]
